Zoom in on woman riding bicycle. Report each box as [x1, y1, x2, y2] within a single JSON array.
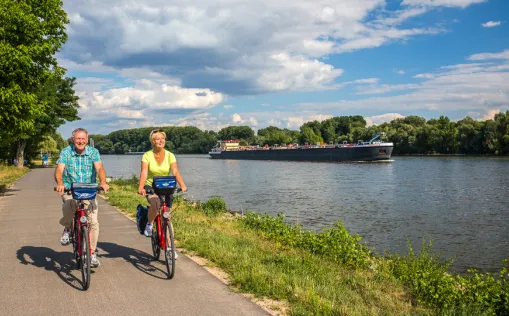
[[137, 129, 187, 239]]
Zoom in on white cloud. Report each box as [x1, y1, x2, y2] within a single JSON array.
[[396, 69, 406, 75], [468, 49, 509, 61], [357, 83, 420, 95], [77, 80, 226, 120], [365, 113, 405, 126], [414, 73, 435, 79], [401, 0, 486, 8], [231, 113, 259, 127], [481, 21, 501, 28], [256, 53, 344, 92], [223, 105, 234, 109]]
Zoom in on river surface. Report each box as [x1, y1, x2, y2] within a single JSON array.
[[102, 154, 509, 273]]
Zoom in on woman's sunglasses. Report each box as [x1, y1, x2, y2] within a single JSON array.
[[150, 129, 164, 137]]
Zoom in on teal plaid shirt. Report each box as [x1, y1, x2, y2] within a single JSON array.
[[57, 145, 102, 188]]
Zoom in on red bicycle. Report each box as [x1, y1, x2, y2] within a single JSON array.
[[58, 183, 102, 290], [147, 176, 182, 279]]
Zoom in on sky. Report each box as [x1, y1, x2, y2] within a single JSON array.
[[57, 0, 509, 137]]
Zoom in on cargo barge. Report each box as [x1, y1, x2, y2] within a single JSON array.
[[209, 134, 393, 162]]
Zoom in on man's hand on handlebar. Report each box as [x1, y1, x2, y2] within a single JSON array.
[[55, 184, 66, 194]]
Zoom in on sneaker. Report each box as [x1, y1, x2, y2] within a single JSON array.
[[166, 247, 178, 260], [60, 228, 70, 245], [144, 223, 153, 237], [90, 252, 100, 268]]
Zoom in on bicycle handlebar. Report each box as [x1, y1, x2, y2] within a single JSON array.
[[145, 187, 183, 196], [54, 187, 104, 194]]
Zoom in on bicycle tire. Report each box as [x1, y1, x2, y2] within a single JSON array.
[[80, 226, 91, 290], [151, 219, 161, 260], [163, 221, 176, 279], [73, 220, 80, 269]]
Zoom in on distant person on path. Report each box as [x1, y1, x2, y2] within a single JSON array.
[[54, 128, 110, 268], [137, 129, 187, 244], [42, 154, 49, 167]]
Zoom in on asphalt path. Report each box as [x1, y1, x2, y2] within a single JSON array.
[[0, 168, 268, 316]]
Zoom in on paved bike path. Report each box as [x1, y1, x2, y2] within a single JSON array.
[[0, 168, 269, 316]]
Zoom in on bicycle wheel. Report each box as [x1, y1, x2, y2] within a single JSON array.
[[72, 220, 80, 269], [163, 221, 176, 279], [80, 226, 91, 290], [151, 219, 161, 260]]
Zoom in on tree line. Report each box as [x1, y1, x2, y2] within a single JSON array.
[[88, 112, 509, 156]]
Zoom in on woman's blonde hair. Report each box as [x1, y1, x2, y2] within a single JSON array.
[[150, 129, 166, 143]]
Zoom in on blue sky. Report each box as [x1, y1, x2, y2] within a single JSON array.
[[58, 0, 509, 137]]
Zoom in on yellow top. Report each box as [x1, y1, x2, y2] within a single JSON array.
[[142, 150, 177, 186]]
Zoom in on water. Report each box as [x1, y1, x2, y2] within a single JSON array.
[[102, 154, 509, 273]]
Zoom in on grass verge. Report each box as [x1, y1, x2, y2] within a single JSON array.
[[0, 165, 30, 194]]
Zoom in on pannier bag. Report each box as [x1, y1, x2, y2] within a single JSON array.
[[136, 204, 148, 235], [71, 183, 98, 200], [152, 176, 176, 195]]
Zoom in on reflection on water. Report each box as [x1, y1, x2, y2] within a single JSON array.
[[102, 154, 509, 273]]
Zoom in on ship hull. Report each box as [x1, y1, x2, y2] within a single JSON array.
[[209, 144, 393, 162]]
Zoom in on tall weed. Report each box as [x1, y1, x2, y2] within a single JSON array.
[[241, 212, 372, 268]]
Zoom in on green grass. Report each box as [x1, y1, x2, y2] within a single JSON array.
[[105, 177, 508, 315], [0, 165, 30, 193]]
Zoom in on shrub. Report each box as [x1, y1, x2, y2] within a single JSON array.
[[385, 241, 509, 314], [204, 196, 227, 216]]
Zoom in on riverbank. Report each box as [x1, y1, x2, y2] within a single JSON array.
[[104, 177, 508, 315]]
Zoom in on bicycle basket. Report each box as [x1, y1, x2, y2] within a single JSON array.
[[71, 183, 97, 200], [152, 176, 176, 195]]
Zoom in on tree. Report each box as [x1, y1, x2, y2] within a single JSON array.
[[218, 126, 255, 142], [494, 110, 509, 154], [0, 0, 70, 167], [300, 126, 322, 145], [38, 136, 58, 154]]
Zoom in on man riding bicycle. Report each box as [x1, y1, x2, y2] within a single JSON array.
[[55, 128, 110, 268]]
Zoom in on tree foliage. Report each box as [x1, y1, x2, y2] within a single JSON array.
[[0, 0, 76, 166]]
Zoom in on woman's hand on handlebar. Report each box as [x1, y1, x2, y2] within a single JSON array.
[[138, 186, 146, 197], [180, 185, 188, 193]]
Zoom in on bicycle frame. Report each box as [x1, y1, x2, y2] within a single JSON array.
[[72, 200, 91, 256], [155, 195, 172, 249]]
